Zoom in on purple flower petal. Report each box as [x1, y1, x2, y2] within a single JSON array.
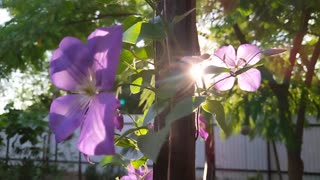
[[50, 37, 92, 91], [114, 113, 124, 131], [49, 95, 86, 143], [199, 127, 209, 140], [237, 44, 261, 66], [77, 92, 118, 155], [237, 68, 261, 92], [213, 72, 236, 91], [113, 100, 123, 131], [88, 26, 123, 91], [121, 164, 138, 180], [212, 45, 236, 68], [198, 115, 209, 140], [144, 170, 153, 180], [121, 175, 137, 180]]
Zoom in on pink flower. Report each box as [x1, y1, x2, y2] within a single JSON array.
[[211, 44, 262, 92], [121, 164, 153, 180]]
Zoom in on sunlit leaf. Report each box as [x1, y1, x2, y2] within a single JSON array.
[[130, 77, 143, 94], [131, 156, 148, 169], [202, 99, 230, 136], [118, 49, 134, 72], [123, 21, 143, 44]]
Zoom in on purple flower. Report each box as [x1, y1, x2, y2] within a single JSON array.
[[49, 25, 123, 156], [198, 115, 209, 140], [121, 164, 153, 180], [211, 44, 262, 92]]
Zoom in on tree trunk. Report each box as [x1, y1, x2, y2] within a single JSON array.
[[204, 135, 215, 180], [153, 0, 200, 179], [287, 149, 304, 180]]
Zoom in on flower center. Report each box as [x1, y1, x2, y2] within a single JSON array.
[[82, 82, 97, 96], [77, 69, 99, 97]]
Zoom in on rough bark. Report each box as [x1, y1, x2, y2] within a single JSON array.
[[153, 0, 200, 179]]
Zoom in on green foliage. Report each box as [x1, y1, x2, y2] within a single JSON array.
[[100, 155, 127, 166], [0, 97, 49, 146], [0, 159, 64, 180], [0, 0, 151, 76]]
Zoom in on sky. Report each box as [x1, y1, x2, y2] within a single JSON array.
[[0, 8, 10, 25], [0, 8, 51, 115]]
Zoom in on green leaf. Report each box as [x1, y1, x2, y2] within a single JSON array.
[[130, 77, 143, 94], [166, 96, 206, 124], [131, 156, 148, 169], [114, 135, 138, 149], [118, 49, 134, 72], [138, 96, 204, 162], [100, 155, 127, 166], [143, 103, 166, 125], [122, 16, 143, 31], [202, 100, 230, 136], [137, 125, 170, 162], [123, 21, 143, 44], [139, 22, 166, 41]]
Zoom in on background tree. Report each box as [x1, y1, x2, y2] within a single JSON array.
[[197, 1, 320, 179]]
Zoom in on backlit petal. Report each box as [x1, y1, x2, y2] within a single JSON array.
[[121, 175, 137, 180], [237, 44, 261, 66], [114, 113, 124, 131], [144, 170, 153, 180], [211, 45, 236, 68], [49, 95, 86, 143], [213, 72, 236, 91], [198, 115, 209, 140], [77, 92, 118, 155], [50, 37, 92, 91], [88, 26, 123, 91], [237, 68, 261, 92]]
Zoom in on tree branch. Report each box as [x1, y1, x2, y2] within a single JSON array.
[[295, 37, 320, 143], [233, 23, 248, 44], [282, 9, 311, 87]]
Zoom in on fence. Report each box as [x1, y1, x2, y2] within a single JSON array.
[[1, 115, 320, 180]]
